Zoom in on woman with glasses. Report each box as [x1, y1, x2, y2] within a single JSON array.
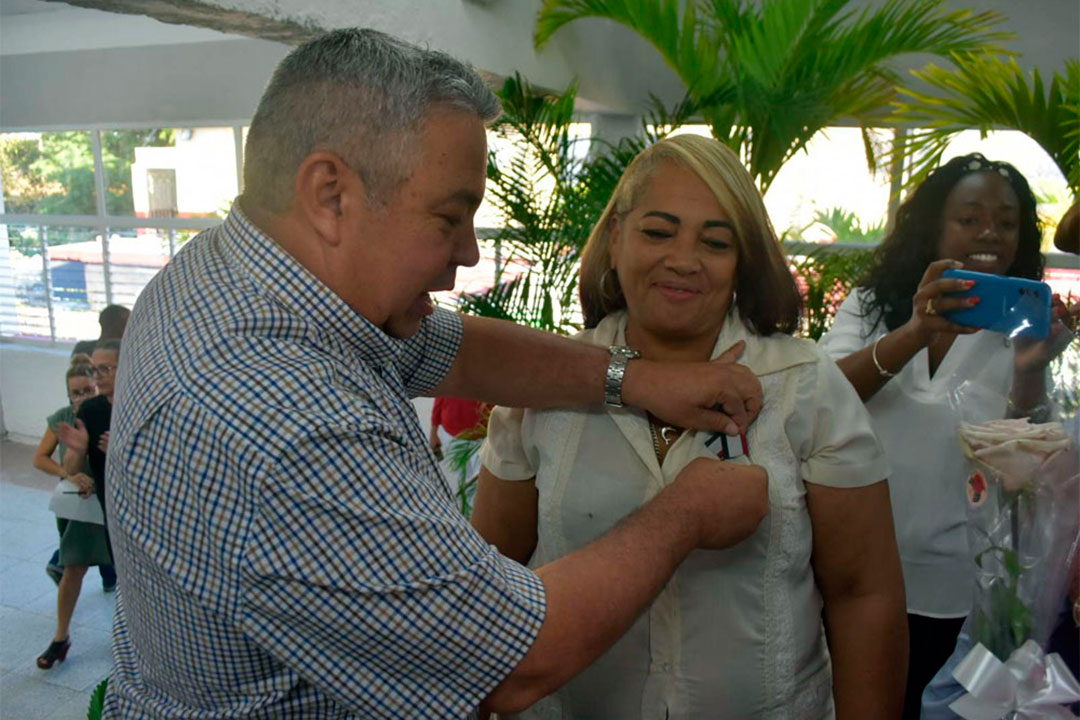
[[34, 355, 113, 669], [58, 340, 122, 520]]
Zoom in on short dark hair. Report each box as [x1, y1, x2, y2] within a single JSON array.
[[98, 305, 130, 339], [242, 28, 500, 212], [95, 338, 121, 354], [859, 153, 1043, 332]]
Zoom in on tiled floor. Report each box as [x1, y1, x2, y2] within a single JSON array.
[[0, 440, 114, 720]]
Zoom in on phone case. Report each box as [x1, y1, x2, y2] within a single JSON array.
[[941, 268, 1052, 339]]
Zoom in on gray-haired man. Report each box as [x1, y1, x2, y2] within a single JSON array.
[[105, 29, 766, 718]]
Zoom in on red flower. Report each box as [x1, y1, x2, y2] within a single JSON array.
[[970, 471, 987, 496]]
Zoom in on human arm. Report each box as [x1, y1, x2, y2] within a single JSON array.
[[33, 427, 66, 478], [793, 353, 905, 717], [807, 481, 907, 719], [238, 421, 765, 716], [425, 313, 761, 435], [825, 260, 978, 401], [481, 457, 768, 713], [470, 468, 538, 564], [67, 472, 96, 497], [470, 405, 539, 564], [56, 419, 89, 477], [1008, 294, 1079, 417]]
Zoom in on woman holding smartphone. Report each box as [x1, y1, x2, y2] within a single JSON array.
[[819, 153, 1077, 717]]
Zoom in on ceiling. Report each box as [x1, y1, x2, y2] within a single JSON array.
[[0, 0, 69, 14]]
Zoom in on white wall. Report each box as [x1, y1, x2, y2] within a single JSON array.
[[0, 342, 435, 446], [0, 342, 74, 443]]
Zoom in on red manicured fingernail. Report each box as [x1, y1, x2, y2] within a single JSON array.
[[970, 296, 981, 304], [964, 280, 976, 288]]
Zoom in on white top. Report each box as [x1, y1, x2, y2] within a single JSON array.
[[481, 311, 889, 720], [819, 289, 1015, 617]]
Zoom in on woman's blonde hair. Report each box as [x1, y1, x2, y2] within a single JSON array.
[[66, 353, 95, 393], [579, 134, 801, 334]]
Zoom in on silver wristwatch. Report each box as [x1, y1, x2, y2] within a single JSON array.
[[605, 345, 641, 407]]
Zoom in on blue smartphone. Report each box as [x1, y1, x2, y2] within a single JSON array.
[[941, 268, 1051, 339]]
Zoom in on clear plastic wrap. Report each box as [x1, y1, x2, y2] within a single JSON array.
[[921, 324, 1080, 719]]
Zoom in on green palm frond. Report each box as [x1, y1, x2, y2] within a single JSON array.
[[535, 0, 724, 94], [893, 54, 1080, 195], [459, 76, 691, 335], [463, 74, 639, 334], [536, 0, 1011, 191]]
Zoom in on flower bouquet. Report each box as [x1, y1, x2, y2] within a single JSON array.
[[924, 414, 1080, 718], [958, 419, 1077, 662]]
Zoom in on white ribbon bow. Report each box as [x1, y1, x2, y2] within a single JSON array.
[[949, 640, 1080, 720]]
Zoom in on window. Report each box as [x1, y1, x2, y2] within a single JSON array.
[[0, 126, 241, 343]]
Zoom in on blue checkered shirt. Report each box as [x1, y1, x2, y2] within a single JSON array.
[[103, 207, 546, 718]]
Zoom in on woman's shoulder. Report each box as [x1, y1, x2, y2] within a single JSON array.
[[741, 331, 819, 377], [46, 406, 73, 428]]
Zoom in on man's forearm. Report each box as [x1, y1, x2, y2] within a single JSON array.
[[482, 487, 698, 713], [432, 316, 607, 409], [824, 592, 907, 719]]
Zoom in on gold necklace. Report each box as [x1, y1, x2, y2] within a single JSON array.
[[648, 416, 682, 462]]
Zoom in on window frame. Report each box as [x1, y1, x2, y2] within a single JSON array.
[[0, 122, 246, 343]]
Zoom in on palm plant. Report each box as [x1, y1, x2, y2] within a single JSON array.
[[535, 0, 1011, 192], [811, 206, 885, 245], [787, 243, 875, 340], [458, 73, 685, 335], [892, 54, 1080, 196]]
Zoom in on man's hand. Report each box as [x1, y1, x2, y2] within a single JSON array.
[[98, 431, 110, 454], [666, 457, 768, 550], [622, 341, 763, 435], [69, 472, 95, 498], [56, 419, 89, 454]]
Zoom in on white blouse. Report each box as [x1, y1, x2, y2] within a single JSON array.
[[819, 289, 1015, 617], [481, 311, 888, 720]]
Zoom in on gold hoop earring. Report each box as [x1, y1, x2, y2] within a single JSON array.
[[599, 268, 621, 303]]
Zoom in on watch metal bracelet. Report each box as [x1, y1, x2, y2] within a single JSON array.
[[605, 345, 641, 407]]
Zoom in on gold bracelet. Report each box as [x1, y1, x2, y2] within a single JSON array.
[[872, 336, 896, 378]]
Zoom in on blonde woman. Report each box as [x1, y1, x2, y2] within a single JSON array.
[[473, 135, 907, 718]]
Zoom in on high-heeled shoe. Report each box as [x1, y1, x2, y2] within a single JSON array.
[[36, 637, 70, 669]]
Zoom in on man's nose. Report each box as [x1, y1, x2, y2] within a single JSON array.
[[455, 224, 481, 268]]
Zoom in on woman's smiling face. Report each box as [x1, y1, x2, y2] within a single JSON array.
[[937, 170, 1021, 276], [609, 160, 738, 345]]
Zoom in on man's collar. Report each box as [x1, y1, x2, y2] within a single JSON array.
[[220, 204, 400, 366]]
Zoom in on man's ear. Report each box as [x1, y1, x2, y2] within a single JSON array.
[[293, 151, 365, 247]]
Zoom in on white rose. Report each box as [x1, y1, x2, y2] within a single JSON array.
[[959, 419, 1072, 492]]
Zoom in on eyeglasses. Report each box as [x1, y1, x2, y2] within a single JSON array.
[[69, 388, 96, 399], [91, 364, 117, 376]]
